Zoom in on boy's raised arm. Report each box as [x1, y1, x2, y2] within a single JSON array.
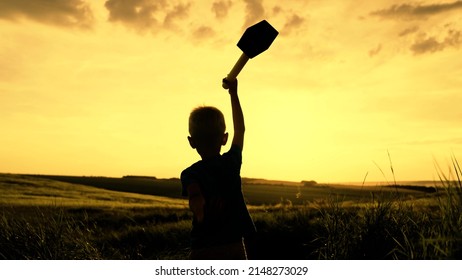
[[223, 78, 245, 150]]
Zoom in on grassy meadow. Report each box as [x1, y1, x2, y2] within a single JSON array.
[[0, 171, 461, 260]]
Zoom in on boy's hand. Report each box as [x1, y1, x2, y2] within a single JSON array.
[[222, 78, 238, 95], [192, 195, 205, 223], [187, 183, 205, 223]]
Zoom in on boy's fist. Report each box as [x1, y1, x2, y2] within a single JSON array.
[[222, 78, 238, 94]]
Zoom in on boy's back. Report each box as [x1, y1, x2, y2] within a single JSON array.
[[181, 79, 255, 259], [181, 144, 255, 250]]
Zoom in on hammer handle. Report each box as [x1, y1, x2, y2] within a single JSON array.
[[223, 53, 249, 89]]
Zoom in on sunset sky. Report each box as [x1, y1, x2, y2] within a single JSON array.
[[1, 0, 461, 183]]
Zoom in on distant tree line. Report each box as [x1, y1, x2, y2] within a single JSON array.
[[301, 180, 318, 186], [122, 175, 157, 179]]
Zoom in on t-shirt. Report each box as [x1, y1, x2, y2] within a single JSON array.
[[181, 145, 256, 249]]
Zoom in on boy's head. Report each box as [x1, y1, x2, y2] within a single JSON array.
[[188, 106, 228, 156]]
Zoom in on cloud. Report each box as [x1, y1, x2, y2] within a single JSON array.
[[411, 29, 462, 54], [280, 13, 305, 36], [105, 0, 161, 32], [212, 0, 232, 19], [0, 0, 93, 29], [163, 2, 191, 30], [104, 0, 191, 33], [370, 2, 462, 55], [192, 26, 216, 41], [370, 1, 462, 20], [272, 6, 283, 16], [369, 44, 382, 57], [399, 26, 419, 37], [243, 0, 265, 29]]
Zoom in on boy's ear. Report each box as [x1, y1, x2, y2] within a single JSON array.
[[187, 136, 196, 149], [222, 132, 229, 146]]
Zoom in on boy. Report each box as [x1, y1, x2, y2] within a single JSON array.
[[180, 78, 256, 259]]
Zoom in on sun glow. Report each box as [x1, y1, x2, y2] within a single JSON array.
[[1, 0, 461, 182]]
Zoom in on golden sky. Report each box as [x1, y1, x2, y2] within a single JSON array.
[[1, 0, 461, 183]]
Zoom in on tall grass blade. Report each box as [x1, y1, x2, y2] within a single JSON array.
[[373, 161, 389, 185], [451, 155, 462, 189], [387, 150, 397, 187]]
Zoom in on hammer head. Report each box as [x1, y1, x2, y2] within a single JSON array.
[[237, 20, 279, 59]]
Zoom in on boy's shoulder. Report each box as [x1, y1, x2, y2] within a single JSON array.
[[181, 160, 201, 180], [181, 145, 242, 179], [180, 162, 202, 196], [180, 157, 210, 185]]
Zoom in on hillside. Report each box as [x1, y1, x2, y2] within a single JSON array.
[[20, 174, 437, 206], [0, 173, 186, 208]]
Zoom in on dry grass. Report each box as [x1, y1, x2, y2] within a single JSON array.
[[0, 174, 187, 208], [1, 171, 460, 260]]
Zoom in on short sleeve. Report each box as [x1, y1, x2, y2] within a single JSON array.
[[223, 145, 242, 170]]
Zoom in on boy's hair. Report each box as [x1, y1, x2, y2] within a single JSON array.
[[189, 106, 226, 147]]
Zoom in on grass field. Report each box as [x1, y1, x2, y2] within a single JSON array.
[[1, 172, 461, 260], [26, 174, 436, 206]]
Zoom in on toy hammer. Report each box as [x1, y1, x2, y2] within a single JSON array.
[[223, 20, 279, 89]]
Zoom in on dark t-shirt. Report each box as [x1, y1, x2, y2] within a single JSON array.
[[181, 145, 256, 249]]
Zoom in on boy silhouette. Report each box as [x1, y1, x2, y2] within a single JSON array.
[[181, 78, 256, 260]]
